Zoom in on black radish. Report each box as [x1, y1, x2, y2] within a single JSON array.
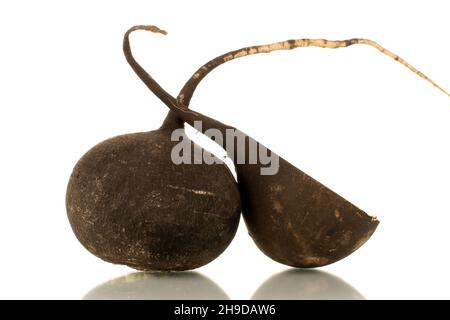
[[175, 34, 449, 267], [65, 26, 241, 272]]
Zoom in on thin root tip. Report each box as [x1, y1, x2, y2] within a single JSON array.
[[157, 28, 168, 35], [143, 25, 167, 35], [436, 87, 450, 98], [128, 25, 168, 36]]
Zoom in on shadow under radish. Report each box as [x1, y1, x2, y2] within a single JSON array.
[[83, 271, 229, 300], [252, 269, 364, 300]]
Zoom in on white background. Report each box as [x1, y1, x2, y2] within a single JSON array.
[[1, 0, 449, 299]]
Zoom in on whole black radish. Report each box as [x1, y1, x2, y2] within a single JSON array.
[[66, 26, 241, 272]]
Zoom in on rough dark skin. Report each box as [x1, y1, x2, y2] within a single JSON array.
[[66, 117, 241, 271]]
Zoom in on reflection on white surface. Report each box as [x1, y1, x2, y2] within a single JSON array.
[[84, 271, 229, 300], [252, 269, 364, 300]]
